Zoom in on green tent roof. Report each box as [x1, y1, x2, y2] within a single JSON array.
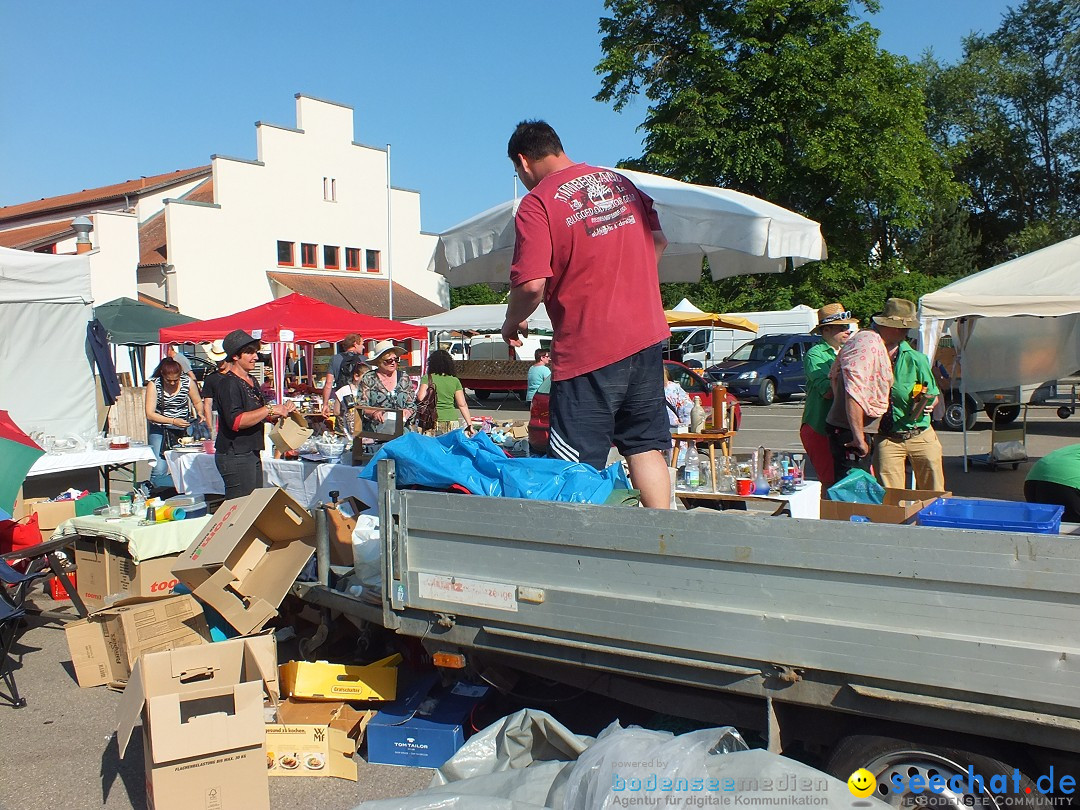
[[93, 297, 198, 345]]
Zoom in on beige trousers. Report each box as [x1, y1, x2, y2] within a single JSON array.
[[874, 427, 945, 490]]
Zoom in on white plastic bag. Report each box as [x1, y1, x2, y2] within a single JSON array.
[[351, 514, 382, 590]]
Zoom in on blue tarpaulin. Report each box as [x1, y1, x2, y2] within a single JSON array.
[[358, 430, 630, 504]]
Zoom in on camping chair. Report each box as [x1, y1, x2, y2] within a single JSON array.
[[0, 560, 48, 708]]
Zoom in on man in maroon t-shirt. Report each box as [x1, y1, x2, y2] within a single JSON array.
[[500, 120, 672, 508]]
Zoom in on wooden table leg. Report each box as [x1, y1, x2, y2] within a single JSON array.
[[708, 444, 717, 493]]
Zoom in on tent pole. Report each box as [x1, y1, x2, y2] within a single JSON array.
[[959, 318, 969, 472], [386, 143, 394, 321]]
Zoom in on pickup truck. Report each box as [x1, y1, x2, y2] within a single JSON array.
[[296, 463, 1080, 806]]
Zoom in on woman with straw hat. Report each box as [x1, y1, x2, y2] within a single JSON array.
[[357, 340, 418, 434], [801, 303, 858, 488]]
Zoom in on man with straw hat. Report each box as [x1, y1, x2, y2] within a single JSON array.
[[801, 303, 858, 488], [200, 339, 231, 430], [873, 300, 944, 491]]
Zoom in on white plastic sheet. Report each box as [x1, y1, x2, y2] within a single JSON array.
[[355, 711, 886, 809]]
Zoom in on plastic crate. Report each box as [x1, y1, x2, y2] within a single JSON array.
[[915, 498, 1064, 534]]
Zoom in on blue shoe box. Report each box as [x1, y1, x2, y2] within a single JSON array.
[[365, 673, 490, 767]]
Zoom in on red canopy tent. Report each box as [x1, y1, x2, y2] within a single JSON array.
[[159, 293, 428, 400]]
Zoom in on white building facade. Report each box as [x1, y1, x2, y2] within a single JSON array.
[[0, 94, 447, 321]]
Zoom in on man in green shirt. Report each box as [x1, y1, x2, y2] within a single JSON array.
[[801, 303, 857, 488], [875, 326, 944, 490], [1025, 444, 1080, 521]]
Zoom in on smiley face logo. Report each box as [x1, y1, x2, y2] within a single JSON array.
[[848, 768, 877, 798]]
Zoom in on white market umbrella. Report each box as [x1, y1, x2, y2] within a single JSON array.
[[434, 167, 827, 287], [407, 303, 552, 332]]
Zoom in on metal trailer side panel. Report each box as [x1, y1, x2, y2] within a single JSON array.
[[381, 482, 1080, 726]]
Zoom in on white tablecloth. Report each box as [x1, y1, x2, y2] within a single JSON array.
[[27, 446, 157, 477], [52, 513, 212, 563], [165, 451, 377, 511]]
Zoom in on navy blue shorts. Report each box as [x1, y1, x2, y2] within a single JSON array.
[[548, 343, 670, 470]]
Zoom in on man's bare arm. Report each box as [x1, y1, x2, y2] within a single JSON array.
[[501, 278, 546, 346]]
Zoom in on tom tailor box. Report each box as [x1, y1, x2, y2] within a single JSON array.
[[171, 488, 316, 635], [820, 488, 952, 524], [64, 594, 210, 688], [116, 634, 279, 810], [366, 674, 489, 768]]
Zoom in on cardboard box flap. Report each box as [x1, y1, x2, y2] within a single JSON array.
[[117, 654, 148, 757], [193, 566, 279, 637], [146, 681, 266, 763], [243, 631, 280, 704], [66, 617, 123, 689]]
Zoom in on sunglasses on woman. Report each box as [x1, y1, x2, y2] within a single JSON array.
[[381, 357, 399, 364]]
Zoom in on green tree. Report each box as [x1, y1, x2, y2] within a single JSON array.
[[922, 0, 1080, 266], [595, 0, 958, 266], [449, 283, 505, 308]]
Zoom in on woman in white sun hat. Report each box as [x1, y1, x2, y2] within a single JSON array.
[[357, 340, 417, 433]]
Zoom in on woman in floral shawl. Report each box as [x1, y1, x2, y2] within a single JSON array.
[[358, 340, 418, 433]]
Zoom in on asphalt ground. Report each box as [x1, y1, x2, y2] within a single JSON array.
[[4, 387, 1080, 809]]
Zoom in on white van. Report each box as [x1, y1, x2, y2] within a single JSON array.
[[675, 305, 819, 368], [467, 334, 551, 362]]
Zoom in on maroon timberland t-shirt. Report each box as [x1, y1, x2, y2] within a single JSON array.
[[510, 163, 669, 380]]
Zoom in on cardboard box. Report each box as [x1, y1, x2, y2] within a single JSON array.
[[266, 700, 374, 780], [324, 496, 371, 568], [366, 674, 489, 768], [820, 488, 952, 524], [73, 537, 181, 611], [64, 594, 210, 688], [268, 411, 313, 454], [116, 634, 278, 810], [15, 497, 76, 532], [509, 423, 528, 440], [279, 653, 401, 702], [171, 488, 316, 635]]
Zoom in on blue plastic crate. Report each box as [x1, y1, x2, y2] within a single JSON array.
[[915, 498, 1064, 534]]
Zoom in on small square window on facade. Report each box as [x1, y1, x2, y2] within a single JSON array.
[[324, 245, 339, 270], [365, 249, 381, 273], [301, 243, 317, 268], [277, 240, 294, 265], [346, 247, 361, 271]]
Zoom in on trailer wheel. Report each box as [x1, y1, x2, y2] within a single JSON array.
[[1058, 405, 1072, 420], [474, 390, 490, 401], [940, 395, 978, 432], [985, 404, 1021, 425], [826, 734, 1050, 808]]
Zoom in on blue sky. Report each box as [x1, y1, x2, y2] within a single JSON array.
[[0, 1, 1014, 234]]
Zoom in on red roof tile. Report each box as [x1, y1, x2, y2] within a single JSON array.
[[0, 218, 75, 249], [183, 177, 215, 205], [267, 271, 445, 320], [0, 166, 211, 222], [138, 211, 167, 266]]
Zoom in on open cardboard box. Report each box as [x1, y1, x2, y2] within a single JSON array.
[[266, 699, 374, 780], [116, 634, 279, 810], [64, 593, 210, 688], [324, 495, 371, 567], [353, 407, 405, 442], [171, 488, 316, 636], [820, 488, 952, 524], [279, 653, 401, 702], [269, 411, 314, 454]]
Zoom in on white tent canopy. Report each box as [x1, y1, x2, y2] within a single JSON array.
[[407, 303, 552, 333], [919, 236, 1080, 392], [0, 246, 97, 437], [670, 297, 705, 313], [435, 167, 827, 287]]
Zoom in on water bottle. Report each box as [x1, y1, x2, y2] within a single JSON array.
[[683, 443, 701, 490]]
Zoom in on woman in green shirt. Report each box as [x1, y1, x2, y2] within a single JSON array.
[[417, 349, 474, 435]]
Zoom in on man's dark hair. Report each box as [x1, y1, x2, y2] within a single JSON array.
[[534, 348, 549, 361], [427, 349, 456, 377], [507, 120, 563, 167], [340, 333, 362, 352]]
